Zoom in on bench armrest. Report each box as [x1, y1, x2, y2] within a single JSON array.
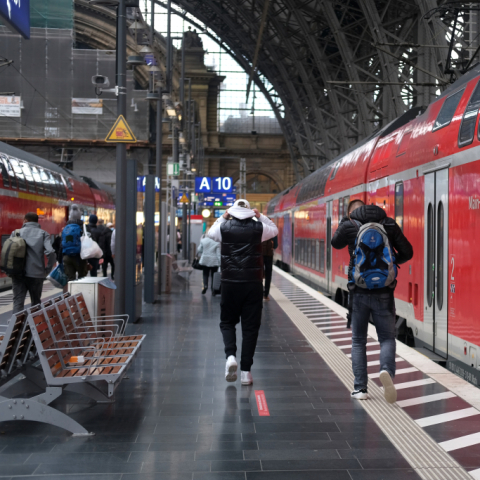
[[89, 314, 129, 333], [75, 323, 120, 337]]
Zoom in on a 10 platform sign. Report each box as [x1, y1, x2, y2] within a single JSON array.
[[195, 176, 233, 194]]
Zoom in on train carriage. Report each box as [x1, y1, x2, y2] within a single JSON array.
[[0, 142, 115, 289], [267, 63, 480, 387]]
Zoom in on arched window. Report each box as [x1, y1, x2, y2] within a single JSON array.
[[235, 173, 280, 194]]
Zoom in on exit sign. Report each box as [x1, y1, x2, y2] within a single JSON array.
[[167, 163, 180, 176]]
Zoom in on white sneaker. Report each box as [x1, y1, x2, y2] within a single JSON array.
[[225, 356, 237, 382], [241, 371, 253, 385], [379, 370, 397, 404], [351, 388, 369, 400]]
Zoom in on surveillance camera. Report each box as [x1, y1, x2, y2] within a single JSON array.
[[91, 75, 110, 88]]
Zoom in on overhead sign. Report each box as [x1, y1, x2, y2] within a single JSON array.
[[201, 194, 236, 207], [212, 177, 233, 194], [137, 176, 160, 192], [0, 96, 21, 117], [167, 163, 180, 176], [72, 98, 103, 115], [0, 0, 30, 39], [105, 115, 137, 143], [179, 193, 189, 204], [195, 176, 211, 193], [195, 176, 233, 194]]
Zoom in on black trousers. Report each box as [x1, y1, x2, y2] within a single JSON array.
[[88, 258, 99, 277], [263, 255, 273, 297], [220, 281, 263, 371], [102, 255, 115, 279], [202, 266, 218, 289]]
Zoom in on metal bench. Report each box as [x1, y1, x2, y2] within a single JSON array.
[[0, 292, 145, 436]]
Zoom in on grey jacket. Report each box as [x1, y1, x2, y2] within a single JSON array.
[[197, 237, 220, 267], [11, 222, 56, 278]]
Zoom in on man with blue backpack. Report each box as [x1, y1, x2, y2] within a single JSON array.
[[61, 205, 88, 282], [332, 200, 413, 404]]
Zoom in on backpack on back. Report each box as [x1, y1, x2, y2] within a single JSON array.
[[62, 223, 82, 256], [1, 230, 27, 276], [353, 222, 397, 289]]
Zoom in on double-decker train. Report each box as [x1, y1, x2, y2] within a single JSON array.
[[267, 63, 480, 387], [0, 141, 115, 289]]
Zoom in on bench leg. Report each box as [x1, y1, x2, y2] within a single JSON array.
[[0, 390, 95, 437], [65, 382, 114, 404]]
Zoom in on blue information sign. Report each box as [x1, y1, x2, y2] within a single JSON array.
[[195, 176, 212, 193], [212, 177, 233, 194], [0, 0, 30, 39], [137, 176, 160, 192]]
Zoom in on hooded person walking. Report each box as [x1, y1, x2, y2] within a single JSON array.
[[208, 199, 278, 385]]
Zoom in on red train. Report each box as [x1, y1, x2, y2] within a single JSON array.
[[267, 64, 480, 387], [0, 141, 115, 289]]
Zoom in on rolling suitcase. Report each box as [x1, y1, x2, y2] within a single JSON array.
[[212, 269, 221, 296]]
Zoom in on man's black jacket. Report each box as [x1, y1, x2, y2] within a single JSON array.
[[331, 204, 413, 290]]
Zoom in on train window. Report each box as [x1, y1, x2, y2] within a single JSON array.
[[307, 240, 312, 268], [343, 196, 350, 216], [47, 172, 59, 197], [54, 174, 67, 199], [8, 158, 27, 191], [320, 240, 325, 273], [2, 157, 17, 189], [426, 203, 434, 308], [459, 81, 480, 147], [30, 166, 44, 195], [295, 239, 299, 262], [433, 88, 464, 131], [39, 169, 51, 196], [437, 202, 444, 311], [395, 182, 404, 231], [20, 162, 36, 193], [316, 240, 320, 271], [330, 161, 341, 181], [62, 175, 73, 191], [396, 129, 412, 156], [0, 157, 9, 188]]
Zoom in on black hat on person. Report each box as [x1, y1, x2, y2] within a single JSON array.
[[89, 214, 98, 225]]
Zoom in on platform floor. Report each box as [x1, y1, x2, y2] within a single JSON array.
[[0, 269, 476, 479]]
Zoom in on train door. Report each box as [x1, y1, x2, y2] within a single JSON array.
[[326, 201, 332, 292], [424, 169, 449, 358]]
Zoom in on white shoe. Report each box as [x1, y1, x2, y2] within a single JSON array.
[[351, 388, 369, 400], [379, 370, 397, 404], [241, 371, 253, 385], [225, 356, 237, 382]]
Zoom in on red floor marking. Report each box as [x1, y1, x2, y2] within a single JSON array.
[[255, 390, 270, 416]]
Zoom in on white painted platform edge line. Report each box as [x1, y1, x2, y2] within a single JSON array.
[[339, 342, 379, 350], [468, 467, 480, 479], [396, 392, 457, 408], [369, 367, 418, 378], [415, 408, 480, 428], [394, 378, 437, 390], [439, 432, 480, 452], [346, 350, 381, 358]]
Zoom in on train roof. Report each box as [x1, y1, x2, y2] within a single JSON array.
[[80, 176, 116, 198], [0, 141, 83, 181]]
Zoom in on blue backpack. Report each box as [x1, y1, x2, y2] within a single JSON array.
[[61, 224, 82, 256], [353, 222, 397, 289]]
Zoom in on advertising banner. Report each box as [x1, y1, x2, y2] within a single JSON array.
[[0, 96, 21, 117], [72, 98, 103, 115]]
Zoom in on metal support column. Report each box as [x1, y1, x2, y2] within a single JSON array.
[[144, 175, 155, 303], [114, 0, 127, 316], [125, 158, 139, 321], [182, 202, 187, 260]]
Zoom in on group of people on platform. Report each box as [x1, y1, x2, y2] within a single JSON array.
[[203, 197, 413, 404], [8, 205, 115, 314]]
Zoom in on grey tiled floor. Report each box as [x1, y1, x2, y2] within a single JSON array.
[[0, 271, 420, 479]]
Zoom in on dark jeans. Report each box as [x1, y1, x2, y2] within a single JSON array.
[[63, 255, 88, 281], [12, 276, 44, 313], [102, 255, 115, 279], [220, 281, 263, 371], [263, 255, 273, 297], [202, 266, 218, 289], [88, 258, 100, 277], [351, 292, 396, 390]]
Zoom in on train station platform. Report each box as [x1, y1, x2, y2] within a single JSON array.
[[1, 269, 479, 480]]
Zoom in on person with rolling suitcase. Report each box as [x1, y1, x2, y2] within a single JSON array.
[[208, 199, 278, 385]]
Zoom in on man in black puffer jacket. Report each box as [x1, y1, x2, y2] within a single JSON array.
[[332, 199, 413, 404], [208, 199, 278, 386]]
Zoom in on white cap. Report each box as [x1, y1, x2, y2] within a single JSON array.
[[233, 199, 250, 209], [106, 222, 114, 228]]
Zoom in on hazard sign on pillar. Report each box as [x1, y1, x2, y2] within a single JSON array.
[[105, 115, 137, 143]]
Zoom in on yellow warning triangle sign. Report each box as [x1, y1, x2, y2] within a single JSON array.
[[105, 115, 137, 143], [180, 193, 189, 203]]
